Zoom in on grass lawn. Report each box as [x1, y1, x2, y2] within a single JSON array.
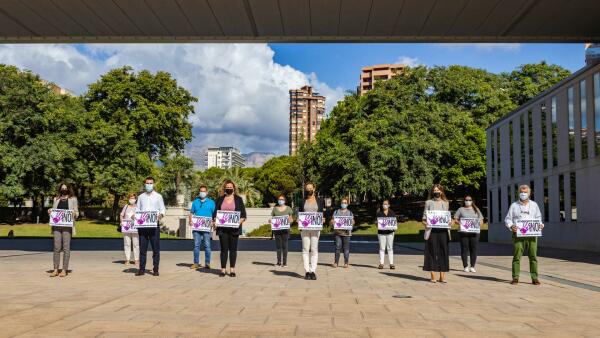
[[0, 220, 180, 239], [247, 220, 489, 241]]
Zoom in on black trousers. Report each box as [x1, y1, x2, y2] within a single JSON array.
[[274, 230, 289, 265], [219, 231, 239, 268], [423, 229, 449, 272], [138, 227, 160, 272], [460, 232, 479, 268]]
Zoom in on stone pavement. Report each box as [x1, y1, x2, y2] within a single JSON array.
[[1, 239, 600, 337]]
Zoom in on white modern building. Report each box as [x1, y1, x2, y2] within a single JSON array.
[[486, 61, 600, 251], [204, 147, 245, 169]]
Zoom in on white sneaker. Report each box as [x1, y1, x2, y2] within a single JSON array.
[[469, 267, 476, 273], [463, 267, 470, 272]]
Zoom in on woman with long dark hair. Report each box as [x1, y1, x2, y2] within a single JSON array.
[[213, 180, 246, 277], [48, 182, 79, 277], [422, 184, 450, 283], [300, 182, 324, 280], [269, 194, 293, 267], [453, 195, 484, 273]]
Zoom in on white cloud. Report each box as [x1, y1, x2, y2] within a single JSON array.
[[0, 43, 345, 157], [435, 43, 522, 52], [395, 56, 422, 67]]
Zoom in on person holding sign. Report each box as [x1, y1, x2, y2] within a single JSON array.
[[453, 195, 483, 273], [119, 193, 139, 266], [134, 177, 166, 276], [505, 184, 544, 285], [330, 198, 354, 268], [270, 194, 293, 267], [376, 200, 396, 270], [189, 185, 216, 271], [422, 184, 451, 283], [300, 182, 324, 280], [214, 180, 247, 277], [48, 183, 79, 278]]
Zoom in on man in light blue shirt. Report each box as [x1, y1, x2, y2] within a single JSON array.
[[189, 185, 216, 270]]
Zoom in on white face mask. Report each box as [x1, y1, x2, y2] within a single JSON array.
[[465, 201, 472, 207], [519, 192, 529, 201], [128, 199, 136, 205], [382, 204, 389, 210], [145, 183, 154, 192]]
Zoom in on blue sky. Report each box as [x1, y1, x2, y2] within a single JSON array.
[[270, 43, 586, 91], [0, 43, 588, 156]]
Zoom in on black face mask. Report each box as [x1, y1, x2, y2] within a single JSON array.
[[433, 192, 441, 198], [306, 190, 314, 196], [60, 189, 68, 195], [225, 188, 234, 195]]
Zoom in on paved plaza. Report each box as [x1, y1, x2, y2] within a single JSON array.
[[1, 239, 600, 337]]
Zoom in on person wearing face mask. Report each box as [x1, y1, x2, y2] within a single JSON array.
[[330, 197, 355, 268], [300, 182, 324, 280], [189, 185, 216, 271], [269, 194, 293, 267], [453, 195, 484, 273], [505, 185, 544, 285], [48, 182, 79, 277], [376, 199, 396, 269], [422, 184, 450, 283], [214, 180, 247, 277], [120, 193, 139, 266], [134, 177, 166, 276]]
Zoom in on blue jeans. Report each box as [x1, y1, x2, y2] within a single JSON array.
[[193, 231, 212, 265]]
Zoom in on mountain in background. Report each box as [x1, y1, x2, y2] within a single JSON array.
[[243, 152, 276, 167]]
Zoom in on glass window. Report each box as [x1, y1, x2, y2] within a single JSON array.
[[528, 110, 534, 173], [497, 189, 502, 223], [521, 114, 526, 174], [541, 103, 548, 170], [543, 177, 549, 222], [568, 87, 575, 162], [594, 73, 600, 156], [580, 80, 588, 160], [490, 131, 496, 183], [496, 129, 501, 181], [509, 121, 514, 178], [570, 172, 577, 222], [552, 97, 558, 167], [559, 174, 565, 222]]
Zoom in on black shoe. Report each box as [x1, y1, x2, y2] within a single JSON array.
[[310, 272, 317, 280], [135, 270, 145, 276], [220, 272, 226, 277], [153, 270, 159, 277], [230, 272, 236, 277], [305, 272, 310, 280]]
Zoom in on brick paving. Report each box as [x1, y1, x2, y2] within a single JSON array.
[[1, 240, 599, 337]]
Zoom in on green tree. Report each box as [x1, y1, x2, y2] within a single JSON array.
[[254, 156, 302, 203], [158, 153, 195, 206], [504, 62, 571, 106], [83, 66, 197, 159]]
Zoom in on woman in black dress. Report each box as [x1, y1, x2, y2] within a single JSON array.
[[422, 184, 450, 283]]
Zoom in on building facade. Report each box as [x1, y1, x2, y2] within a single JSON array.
[[204, 147, 245, 169], [359, 64, 405, 95], [486, 62, 600, 251], [289, 85, 325, 155]]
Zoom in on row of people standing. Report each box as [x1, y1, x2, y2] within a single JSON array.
[[48, 179, 543, 285]]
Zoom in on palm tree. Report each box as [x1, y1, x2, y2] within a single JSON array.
[[220, 167, 262, 207]]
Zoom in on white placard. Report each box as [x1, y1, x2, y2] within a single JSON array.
[[333, 216, 353, 231], [215, 210, 241, 228], [135, 210, 158, 228], [297, 212, 323, 230], [271, 216, 291, 230], [191, 216, 213, 232], [49, 209, 74, 227], [516, 219, 543, 237], [377, 217, 398, 231], [459, 218, 481, 233], [426, 210, 451, 229], [121, 220, 137, 233]]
